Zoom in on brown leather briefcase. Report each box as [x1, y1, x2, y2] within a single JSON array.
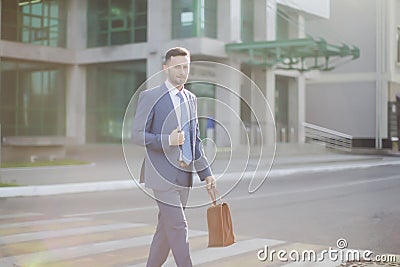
[[207, 190, 235, 247]]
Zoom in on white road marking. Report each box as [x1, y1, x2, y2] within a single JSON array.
[[227, 174, 400, 202], [0, 162, 96, 172], [129, 238, 285, 267], [0, 230, 207, 266], [0, 213, 42, 220], [0, 223, 146, 244], [64, 206, 157, 218], [0, 217, 90, 229], [2, 159, 400, 198]]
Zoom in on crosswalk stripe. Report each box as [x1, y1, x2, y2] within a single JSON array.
[[187, 238, 285, 267], [0, 217, 90, 229], [39, 245, 150, 267], [0, 230, 207, 266], [0, 223, 146, 244], [1, 213, 397, 267], [129, 238, 285, 267], [64, 206, 157, 217], [0, 213, 42, 220], [195, 238, 290, 267], [0, 225, 156, 257], [199, 250, 270, 267], [0, 218, 105, 236]]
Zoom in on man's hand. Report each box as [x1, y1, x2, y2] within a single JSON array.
[[205, 176, 216, 190], [169, 127, 185, 146]]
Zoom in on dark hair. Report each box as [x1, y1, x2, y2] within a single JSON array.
[[164, 47, 190, 63]]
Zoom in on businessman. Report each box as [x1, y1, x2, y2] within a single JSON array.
[[132, 47, 216, 267]]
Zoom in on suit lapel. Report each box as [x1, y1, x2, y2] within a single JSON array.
[[160, 84, 179, 128]]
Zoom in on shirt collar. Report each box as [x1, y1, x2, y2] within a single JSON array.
[[165, 80, 184, 96]]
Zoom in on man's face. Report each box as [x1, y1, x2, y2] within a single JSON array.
[[163, 55, 190, 88]]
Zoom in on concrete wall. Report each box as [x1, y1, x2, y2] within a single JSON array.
[[306, 0, 377, 74], [388, 0, 400, 81], [306, 82, 376, 138], [277, 0, 330, 19], [305, 0, 379, 140]]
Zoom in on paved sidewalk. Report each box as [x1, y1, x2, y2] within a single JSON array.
[[0, 143, 399, 198]]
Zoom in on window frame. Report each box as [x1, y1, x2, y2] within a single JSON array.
[[171, 0, 218, 39], [0, 60, 66, 136], [87, 0, 148, 48], [1, 0, 66, 47], [241, 0, 254, 42]]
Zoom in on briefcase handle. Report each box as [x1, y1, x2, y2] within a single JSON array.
[[207, 187, 222, 206]]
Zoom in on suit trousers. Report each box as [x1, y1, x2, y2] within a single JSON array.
[[146, 187, 192, 267]]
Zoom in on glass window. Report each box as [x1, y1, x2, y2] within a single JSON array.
[[172, 0, 217, 39], [276, 7, 293, 40], [87, 0, 148, 47], [0, 59, 66, 136], [1, 0, 67, 47], [241, 0, 254, 42], [186, 83, 215, 139], [86, 61, 146, 143]]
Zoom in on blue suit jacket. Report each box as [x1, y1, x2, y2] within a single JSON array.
[[131, 83, 212, 190]]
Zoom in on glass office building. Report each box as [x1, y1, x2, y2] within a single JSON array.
[[1, 0, 67, 47], [0, 60, 66, 137], [87, 0, 147, 47], [86, 60, 146, 143], [2, 0, 386, 148], [1, 0, 147, 143]]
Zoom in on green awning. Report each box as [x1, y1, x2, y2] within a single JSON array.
[[225, 36, 359, 71]]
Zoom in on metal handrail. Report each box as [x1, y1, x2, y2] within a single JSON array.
[[303, 123, 352, 139], [304, 122, 353, 151]]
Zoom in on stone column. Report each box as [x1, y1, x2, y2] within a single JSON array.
[[252, 0, 277, 145], [65, 0, 87, 144], [66, 0, 87, 50], [218, 0, 241, 43], [297, 14, 306, 143], [249, 68, 275, 146], [287, 13, 306, 143], [265, 70, 276, 145], [288, 75, 305, 143], [66, 66, 86, 144], [146, 0, 172, 87], [215, 59, 242, 147]]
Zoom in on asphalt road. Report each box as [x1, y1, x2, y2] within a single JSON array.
[[0, 164, 399, 266]]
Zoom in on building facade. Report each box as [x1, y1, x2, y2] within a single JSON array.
[[1, 0, 359, 149], [306, 0, 400, 149]]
